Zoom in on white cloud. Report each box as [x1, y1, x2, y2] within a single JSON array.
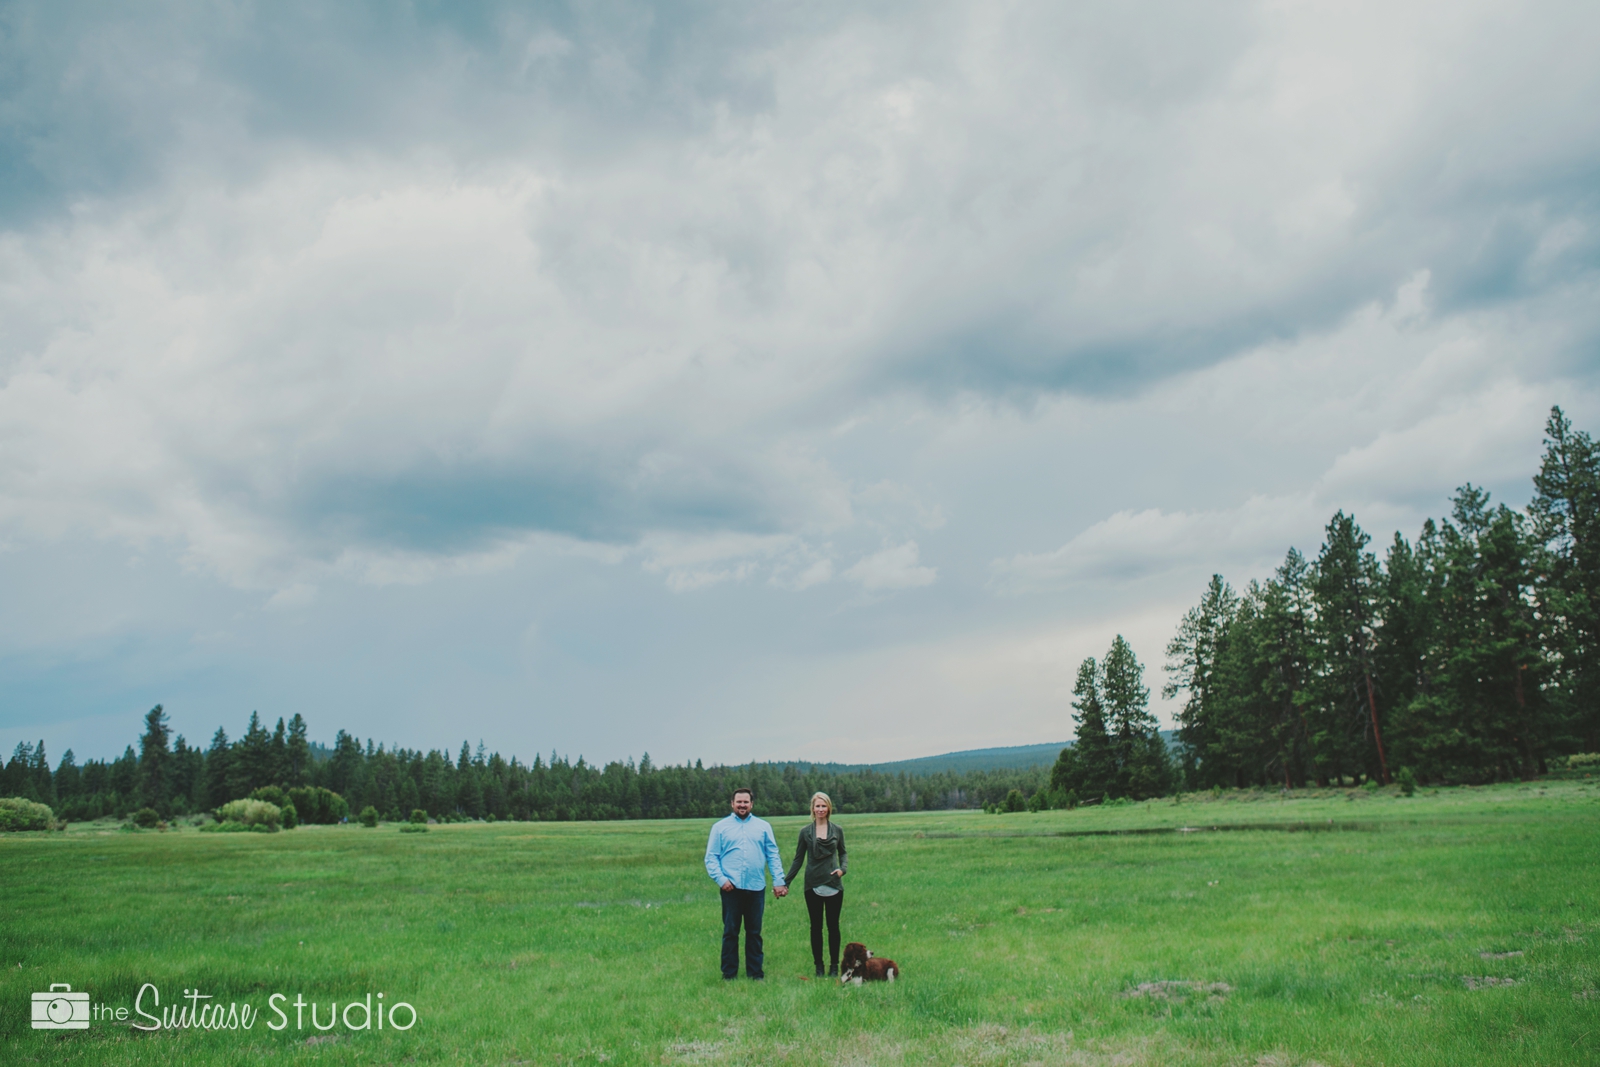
[[843, 541, 936, 590], [3, 1, 1597, 601], [994, 496, 1316, 592]]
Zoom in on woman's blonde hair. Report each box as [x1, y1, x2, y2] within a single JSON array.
[[809, 792, 834, 820]]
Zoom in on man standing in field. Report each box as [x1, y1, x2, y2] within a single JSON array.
[[704, 787, 787, 980]]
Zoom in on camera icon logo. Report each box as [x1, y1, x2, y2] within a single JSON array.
[[32, 984, 90, 1029]]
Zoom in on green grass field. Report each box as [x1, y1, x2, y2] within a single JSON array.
[[3, 781, 1598, 1066]]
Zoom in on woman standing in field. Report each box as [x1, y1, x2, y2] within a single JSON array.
[[786, 791, 848, 977]]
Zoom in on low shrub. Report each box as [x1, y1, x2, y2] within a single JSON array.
[[216, 799, 282, 830], [201, 820, 272, 833], [410, 809, 428, 825], [1568, 752, 1600, 769], [287, 787, 350, 825], [131, 807, 162, 829], [249, 785, 288, 808], [0, 797, 56, 832], [1396, 767, 1417, 797], [281, 800, 299, 829], [359, 805, 379, 828]]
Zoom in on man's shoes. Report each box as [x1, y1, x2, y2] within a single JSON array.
[[828, 964, 838, 977]]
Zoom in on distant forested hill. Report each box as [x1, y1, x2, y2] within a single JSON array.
[[785, 742, 1071, 777]]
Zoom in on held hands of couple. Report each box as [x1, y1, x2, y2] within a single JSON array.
[[772, 872, 841, 899]]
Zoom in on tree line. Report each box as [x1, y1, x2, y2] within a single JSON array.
[[1160, 406, 1599, 790], [5, 407, 1593, 819], [2, 704, 1049, 823]]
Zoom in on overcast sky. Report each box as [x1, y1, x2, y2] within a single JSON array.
[[3, 1, 1598, 768]]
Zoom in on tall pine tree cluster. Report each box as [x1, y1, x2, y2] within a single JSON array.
[[1165, 407, 1599, 788], [1049, 636, 1174, 802]]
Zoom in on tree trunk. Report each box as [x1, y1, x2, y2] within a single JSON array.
[[1363, 671, 1391, 784]]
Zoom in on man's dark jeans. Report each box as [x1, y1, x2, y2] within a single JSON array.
[[720, 887, 765, 979]]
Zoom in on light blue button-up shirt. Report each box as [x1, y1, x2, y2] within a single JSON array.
[[704, 812, 786, 891]]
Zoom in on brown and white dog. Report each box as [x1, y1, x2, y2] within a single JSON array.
[[840, 942, 871, 978], [839, 942, 900, 984]]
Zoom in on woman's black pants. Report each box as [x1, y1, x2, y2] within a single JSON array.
[[804, 887, 843, 969]]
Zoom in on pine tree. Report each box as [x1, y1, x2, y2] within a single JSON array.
[[1051, 657, 1118, 801], [1529, 405, 1600, 752], [202, 727, 232, 809], [229, 712, 272, 799], [1102, 635, 1169, 798], [1165, 574, 1239, 788], [137, 705, 172, 814], [110, 746, 139, 812], [1313, 515, 1390, 783], [1249, 553, 1317, 788], [1378, 531, 1434, 775], [1403, 488, 1545, 780], [286, 714, 311, 787], [54, 750, 81, 802], [168, 736, 204, 813], [326, 730, 363, 797], [2, 743, 34, 800], [31, 740, 54, 805]]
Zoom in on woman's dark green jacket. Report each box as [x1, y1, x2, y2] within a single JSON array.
[[785, 822, 847, 893]]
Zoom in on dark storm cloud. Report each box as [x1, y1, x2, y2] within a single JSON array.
[[3, 2, 1600, 769]]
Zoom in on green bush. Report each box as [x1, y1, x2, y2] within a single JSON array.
[[280, 800, 299, 829], [1396, 767, 1417, 796], [216, 799, 282, 830], [1002, 789, 1026, 813], [1058, 788, 1079, 810], [1568, 752, 1600, 768], [131, 807, 162, 829], [201, 820, 272, 833], [249, 785, 288, 808], [1025, 790, 1045, 812], [410, 808, 429, 825], [0, 797, 56, 832], [359, 805, 379, 828], [287, 786, 350, 825]]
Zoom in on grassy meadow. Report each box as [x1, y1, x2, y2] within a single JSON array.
[[3, 780, 1598, 1066]]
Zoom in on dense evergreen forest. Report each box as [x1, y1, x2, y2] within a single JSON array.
[[5, 407, 1596, 821], [0, 704, 1049, 823], [1155, 406, 1600, 791]]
